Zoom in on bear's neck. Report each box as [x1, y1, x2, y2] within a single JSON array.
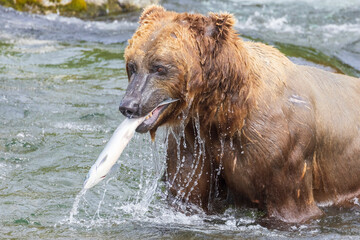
[[194, 38, 290, 136], [194, 39, 258, 136]]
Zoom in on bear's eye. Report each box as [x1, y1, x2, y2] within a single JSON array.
[[127, 62, 137, 77], [151, 65, 167, 76]]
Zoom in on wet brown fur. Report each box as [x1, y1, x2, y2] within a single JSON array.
[[124, 5, 360, 223]]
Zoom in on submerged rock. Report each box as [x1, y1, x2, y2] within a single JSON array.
[[0, 0, 159, 19]]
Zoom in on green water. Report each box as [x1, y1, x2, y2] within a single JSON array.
[[1, 1, 360, 239]]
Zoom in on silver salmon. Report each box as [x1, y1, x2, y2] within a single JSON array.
[[83, 98, 179, 190], [83, 116, 146, 189]]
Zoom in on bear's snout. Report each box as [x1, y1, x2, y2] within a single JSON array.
[[119, 98, 140, 118]]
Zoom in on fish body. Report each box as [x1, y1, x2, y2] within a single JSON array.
[[83, 98, 179, 190], [83, 116, 145, 189]]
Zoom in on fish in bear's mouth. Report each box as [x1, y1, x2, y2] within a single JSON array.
[[135, 98, 179, 133]]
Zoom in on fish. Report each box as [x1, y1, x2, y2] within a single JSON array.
[[83, 98, 179, 190]]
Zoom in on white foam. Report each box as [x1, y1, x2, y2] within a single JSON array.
[[322, 23, 360, 36], [43, 13, 137, 31], [242, 0, 360, 9], [265, 16, 303, 33], [353, 197, 360, 206], [317, 200, 334, 207], [240, 13, 304, 34]]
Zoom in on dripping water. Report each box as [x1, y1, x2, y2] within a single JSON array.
[[69, 188, 87, 223], [165, 103, 193, 205], [184, 115, 206, 204], [214, 135, 225, 198]]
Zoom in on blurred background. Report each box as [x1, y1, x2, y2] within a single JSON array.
[[0, 0, 359, 239]]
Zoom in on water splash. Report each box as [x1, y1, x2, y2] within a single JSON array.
[[93, 187, 108, 221], [59, 123, 279, 238], [353, 197, 360, 206], [69, 188, 87, 223], [134, 141, 165, 213]]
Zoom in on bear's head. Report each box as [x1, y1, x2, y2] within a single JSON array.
[[119, 5, 248, 137]]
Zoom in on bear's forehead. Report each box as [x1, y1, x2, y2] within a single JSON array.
[[125, 20, 188, 62]]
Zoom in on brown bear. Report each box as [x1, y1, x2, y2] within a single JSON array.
[[119, 5, 360, 223]]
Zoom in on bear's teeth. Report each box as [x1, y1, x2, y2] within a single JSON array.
[[145, 112, 153, 120]]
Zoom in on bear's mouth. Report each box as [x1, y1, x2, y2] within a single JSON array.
[[136, 99, 179, 133]]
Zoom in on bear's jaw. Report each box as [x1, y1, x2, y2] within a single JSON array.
[[136, 98, 179, 133], [136, 104, 167, 133]]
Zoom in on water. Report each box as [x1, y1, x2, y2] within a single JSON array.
[[0, 1, 359, 238]]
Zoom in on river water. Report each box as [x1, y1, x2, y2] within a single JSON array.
[[1, 1, 360, 239]]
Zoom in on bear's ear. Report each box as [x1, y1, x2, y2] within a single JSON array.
[[139, 5, 166, 24], [206, 12, 236, 40]]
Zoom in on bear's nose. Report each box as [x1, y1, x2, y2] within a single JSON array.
[[119, 99, 139, 118]]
